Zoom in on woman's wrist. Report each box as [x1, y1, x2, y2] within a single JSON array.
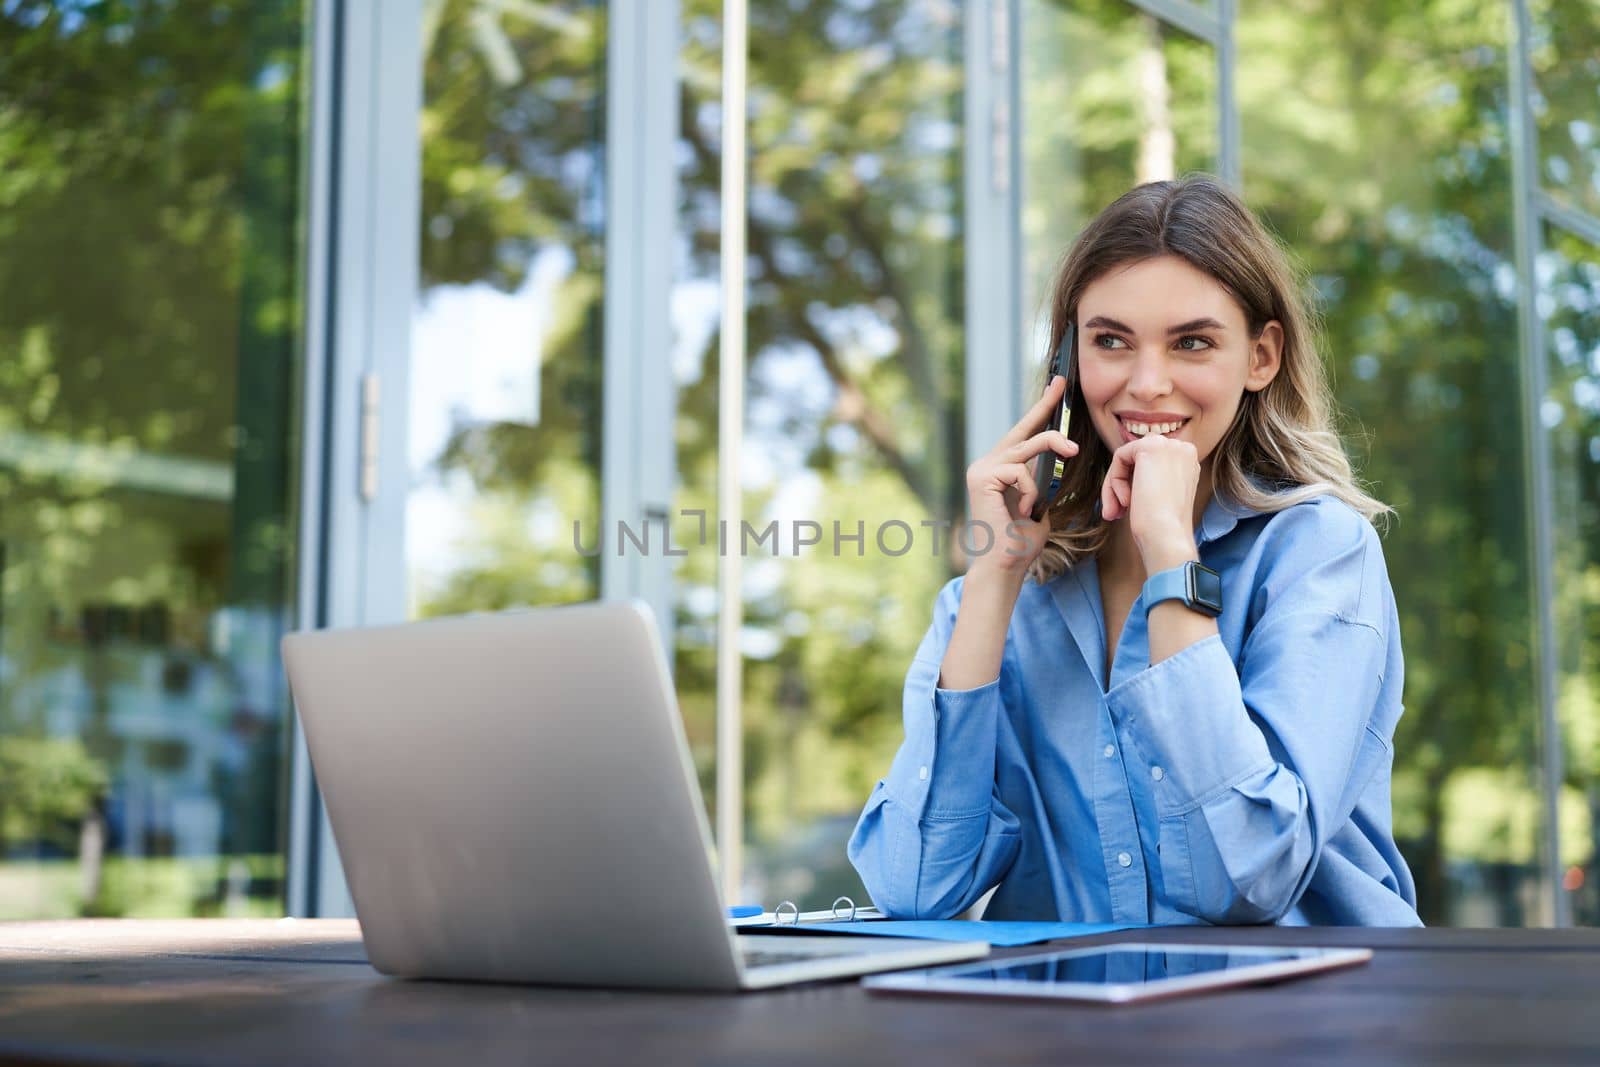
[[965, 556, 1031, 591], [938, 564, 1024, 690], [1139, 531, 1214, 665], [1137, 532, 1200, 576]]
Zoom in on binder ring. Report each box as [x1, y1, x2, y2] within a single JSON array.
[[831, 896, 857, 921], [775, 900, 800, 926]]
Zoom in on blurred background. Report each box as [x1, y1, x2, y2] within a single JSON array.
[[0, 0, 1597, 927]]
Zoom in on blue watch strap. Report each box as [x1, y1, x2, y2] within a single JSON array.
[[1143, 561, 1223, 618], [1142, 565, 1193, 616]]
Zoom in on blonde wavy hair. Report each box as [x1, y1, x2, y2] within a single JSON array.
[[1027, 175, 1392, 586]]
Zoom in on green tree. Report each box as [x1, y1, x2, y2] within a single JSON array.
[[0, 737, 106, 854], [0, 0, 307, 913], [1237, 0, 1557, 923], [403, 0, 1598, 921]]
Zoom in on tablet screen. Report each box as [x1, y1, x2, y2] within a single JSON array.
[[863, 943, 1371, 1003], [955, 947, 1306, 984]]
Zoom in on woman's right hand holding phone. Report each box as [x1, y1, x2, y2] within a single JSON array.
[[940, 375, 1077, 691], [963, 374, 1079, 579]]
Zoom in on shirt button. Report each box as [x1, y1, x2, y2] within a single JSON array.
[[1117, 851, 1132, 868], [1151, 766, 1165, 782], [1103, 744, 1115, 758], [918, 765, 929, 781]]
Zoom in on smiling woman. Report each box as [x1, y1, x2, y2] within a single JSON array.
[[1030, 178, 1391, 583], [1080, 266, 1272, 456], [848, 175, 1422, 927]]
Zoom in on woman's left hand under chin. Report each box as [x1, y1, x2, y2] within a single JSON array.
[[1099, 434, 1202, 571]]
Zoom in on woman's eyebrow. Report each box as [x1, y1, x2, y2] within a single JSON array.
[[1083, 315, 1227, 334], [1167, 317, 1227, 334]]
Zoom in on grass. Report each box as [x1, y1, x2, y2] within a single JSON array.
[[0, 855, 285, 920]]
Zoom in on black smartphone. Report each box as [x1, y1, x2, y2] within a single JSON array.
[[1029, 324, 1077, 522]]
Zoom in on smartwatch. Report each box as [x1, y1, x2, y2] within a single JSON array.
[[1142, 561, 1223, 618]]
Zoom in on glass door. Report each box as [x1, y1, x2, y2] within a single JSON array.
[[300, 0, 679, 914], [1019, 0, 1224, 381], [407, 0, 609, 620], [0, 1, 311, 918]]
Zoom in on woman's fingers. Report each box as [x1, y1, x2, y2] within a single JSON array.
[[1100, 440, 1139, 521], [1004, 429, 1078, 464], [1101, 476, 1121, 522], [994, 461, 1039, 519]]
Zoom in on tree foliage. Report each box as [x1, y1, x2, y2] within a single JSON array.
[[410, 0, 1600, 921], [0, 0, 306, 906], [4, 0, 1597, 923]]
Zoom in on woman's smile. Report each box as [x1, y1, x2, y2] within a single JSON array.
[[1116, 413, 1192, 442]]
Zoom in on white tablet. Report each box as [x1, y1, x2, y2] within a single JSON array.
[[861, 942, 1372, 1004]]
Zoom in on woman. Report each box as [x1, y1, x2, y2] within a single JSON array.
[[848, 175, 1422, 926]]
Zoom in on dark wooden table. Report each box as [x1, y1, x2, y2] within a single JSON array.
[[3, 920, 1599, 1065]]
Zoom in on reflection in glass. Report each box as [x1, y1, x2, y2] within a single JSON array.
[[408, 0, 606, 621], [1239, 0, 1541, 923], [1528, 0, 1600, 218], [672, 0, 724, 825], [1539, 222, 1600, 925], [0, 2, 307, 917], [683, 0, 967, 907], [1020, 0, 1218, 379], [969, 948, 1267, 985]]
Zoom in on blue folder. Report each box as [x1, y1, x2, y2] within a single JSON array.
[[768, 919, 1141, 947]]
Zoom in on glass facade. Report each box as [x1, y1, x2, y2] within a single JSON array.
[[407, 0, 607, 620], [732, 0, 968, 907], [1542, 221, 1600, 925], [1020, 0, 1219, 378], [10, 0, 1600, 926], [0, 1, 308, 918], [672, 0, 724, 829], [1237, 0, 1545, 924], [1533, 0, 1600, 931], [1528, 0, 1600, 218]]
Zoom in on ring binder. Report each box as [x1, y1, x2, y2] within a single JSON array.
[[764, 896, 879, 927]]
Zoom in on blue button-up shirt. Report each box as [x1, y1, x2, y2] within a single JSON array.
[[848, 489, 1422, 927]]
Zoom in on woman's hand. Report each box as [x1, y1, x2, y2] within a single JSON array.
[[1099, 433, 1201, 571], [964, 375, 1079, 576]]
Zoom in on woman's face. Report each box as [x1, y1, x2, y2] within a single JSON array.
[[1074, 254, 1283, 467]]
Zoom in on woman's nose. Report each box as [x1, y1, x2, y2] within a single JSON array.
[[1128, 351, 1172, 399]]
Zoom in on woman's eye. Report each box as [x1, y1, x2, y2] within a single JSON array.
[[1092, 333, 1127, 350], [1175, 335, 1213, 352]]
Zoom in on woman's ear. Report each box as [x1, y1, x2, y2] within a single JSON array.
[[1245, 320, 1284, 392]]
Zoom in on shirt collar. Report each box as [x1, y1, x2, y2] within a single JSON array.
[[1196, 475, 1277, 546], [1043, 479, 1265, 690]]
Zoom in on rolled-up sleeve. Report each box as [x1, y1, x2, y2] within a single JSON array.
[[847, 579, 1022, 919], [1106, 524, 1392, 924]]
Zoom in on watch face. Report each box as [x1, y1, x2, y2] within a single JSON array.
[[1188, 564, 1223, 614]]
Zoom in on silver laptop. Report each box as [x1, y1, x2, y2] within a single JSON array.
[[281, 600, 989, 990]]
